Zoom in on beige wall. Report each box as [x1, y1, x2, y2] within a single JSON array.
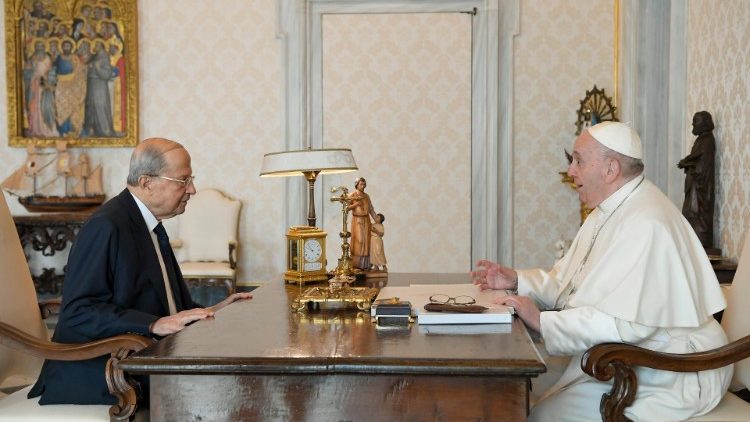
[[0, 0, 286, 283], [512, 0, 615, 268], [687, 0, 750, 262], [1, 0, 747, 282], [320, 13, 472, 273]]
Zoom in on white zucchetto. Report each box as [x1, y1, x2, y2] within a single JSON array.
[[588, 121, 643, 159]]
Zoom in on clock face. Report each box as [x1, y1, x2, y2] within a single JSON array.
[[304, 239, 323, 262]]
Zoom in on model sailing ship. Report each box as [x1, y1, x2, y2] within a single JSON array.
[[1, 142, 105, 212]]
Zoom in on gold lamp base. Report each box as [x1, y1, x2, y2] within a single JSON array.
[[290, 285, 379, 312]]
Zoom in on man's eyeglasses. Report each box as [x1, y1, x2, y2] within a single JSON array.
[[428, 294, 476, 306], [148, 175, 196, 186]]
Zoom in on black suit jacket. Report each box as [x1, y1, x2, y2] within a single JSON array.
[[29, 189, 200, 405]]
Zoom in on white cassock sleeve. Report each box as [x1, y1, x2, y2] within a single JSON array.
[[540, 306, 661, 356], [517, 268, 564, 310]]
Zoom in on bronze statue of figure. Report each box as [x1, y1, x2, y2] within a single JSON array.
[[678, 111, 715, 249], [347, 177, 377, 270]]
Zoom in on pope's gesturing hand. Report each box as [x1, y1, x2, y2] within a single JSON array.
[[471, 259, 518, 291]]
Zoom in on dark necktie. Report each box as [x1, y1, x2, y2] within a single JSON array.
[[153, 222, 183, 312]]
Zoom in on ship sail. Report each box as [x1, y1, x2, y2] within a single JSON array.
[[1, 145, 37, 193], [0, 166, 30, 192], [24, 145, 43, 178], [71, 154, 103, 196], [86, 165, 103, 194], [56, 141, 71, 176]]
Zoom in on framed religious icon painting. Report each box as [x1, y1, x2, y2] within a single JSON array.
[[4, 0, 138, 147]]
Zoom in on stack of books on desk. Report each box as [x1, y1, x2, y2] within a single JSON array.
[[373, 283, 514, 325]]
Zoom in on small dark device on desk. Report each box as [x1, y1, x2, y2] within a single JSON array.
[[372, 297, 413, 327]]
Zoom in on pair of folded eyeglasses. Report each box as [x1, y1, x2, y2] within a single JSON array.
[[424, 294, 487, 313]]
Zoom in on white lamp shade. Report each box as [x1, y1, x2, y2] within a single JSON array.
[[259, 148, 358, 177]]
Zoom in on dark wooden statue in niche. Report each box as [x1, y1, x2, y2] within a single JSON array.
[[678, 111, 716, 249]]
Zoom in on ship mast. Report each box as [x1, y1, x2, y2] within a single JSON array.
[[80, 153, 90, 195], [23, 145, 48, 195], [56, 141, 72, 196]]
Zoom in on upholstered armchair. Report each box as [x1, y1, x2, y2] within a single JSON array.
[[0, 193, 151, 421], [165, 188, 241, 295], [582, 233, 750, 421]]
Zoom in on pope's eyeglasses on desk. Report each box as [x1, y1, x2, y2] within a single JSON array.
[[428, 294, 476, 306]]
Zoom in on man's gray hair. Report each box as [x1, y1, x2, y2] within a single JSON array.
[[600, 144, 644, 178], [126, 143, 168, 186]]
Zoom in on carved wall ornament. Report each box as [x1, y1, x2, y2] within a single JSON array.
[[575, 85, 618, 136]]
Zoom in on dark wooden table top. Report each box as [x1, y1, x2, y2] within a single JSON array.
[[119, 273, 545, 377]]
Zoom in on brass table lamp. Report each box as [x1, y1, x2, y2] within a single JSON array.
[[260, 148, 357, 285], [259, 148, 358, 227]]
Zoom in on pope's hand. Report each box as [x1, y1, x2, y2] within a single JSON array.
[[471, 259, 518, 291], [496, 295, 541, 332]]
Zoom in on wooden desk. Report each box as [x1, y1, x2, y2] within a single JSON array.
[[119, 273, 546, 421]]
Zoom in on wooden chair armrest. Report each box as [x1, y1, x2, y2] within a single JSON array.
[[0, 321, 152, 361], [38, 298, 62, 319], [0, 321, 154, 421], [581, 335, 750, 422], [229, 240, 237, 269]]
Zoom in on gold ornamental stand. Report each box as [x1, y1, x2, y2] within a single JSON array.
[[290, 186, 377, 312], [329, 186, 363, 284], [290, 285, 379, 312]]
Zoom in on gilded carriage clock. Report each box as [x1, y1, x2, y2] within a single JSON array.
[[285, 226, 329, 284]]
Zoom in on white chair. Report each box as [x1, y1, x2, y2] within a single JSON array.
[[0, 193, 150, 421], [166, 188, 241, 295], [583, 233, 750, 421]]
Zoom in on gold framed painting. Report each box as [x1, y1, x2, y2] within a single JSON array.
[[4, 0, 137, 147]]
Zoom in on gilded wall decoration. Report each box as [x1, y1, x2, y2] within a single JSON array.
[[4, 0, 137, 147]]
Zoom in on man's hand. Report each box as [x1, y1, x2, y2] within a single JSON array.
[[495, 295, 541, 333], [150, 308, 216, 336], [150, 293, 253, 336], [207, 292, 253, 313], [471, 259, 518, 291]]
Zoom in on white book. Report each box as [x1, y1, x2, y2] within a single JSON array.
[[418, 323, 513, 335], [373, 284, 514, 324], [416, 307, 513, 325]]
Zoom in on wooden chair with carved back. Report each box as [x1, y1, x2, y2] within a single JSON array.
[[582, 232, 750, 421], [0, 192, 152, 421]]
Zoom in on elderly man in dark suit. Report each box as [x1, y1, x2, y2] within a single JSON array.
[[29, 138, 252, 405]]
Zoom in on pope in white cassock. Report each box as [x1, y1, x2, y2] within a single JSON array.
[[472, 121, 731, 421]]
